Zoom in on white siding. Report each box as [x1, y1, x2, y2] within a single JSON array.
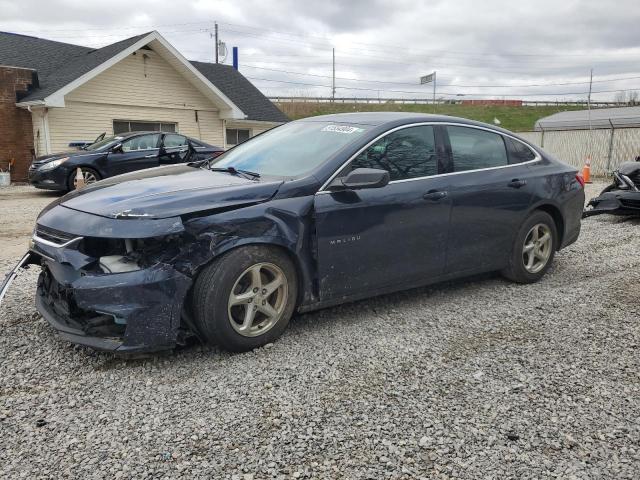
[[47, 102, 223, 152], [46, 49, 225, 152]]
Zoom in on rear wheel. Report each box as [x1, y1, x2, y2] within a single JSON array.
[[192, 246, 297, 352], [502, 211, 557, 284], [67, 167, 100, 191]]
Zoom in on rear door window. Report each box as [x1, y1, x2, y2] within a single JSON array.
[[446, 126, 508, 172], [163, 134, 188, 148], [350, 125, 437, 181]]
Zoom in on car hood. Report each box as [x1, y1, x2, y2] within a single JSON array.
[[33, 150, 103, 165], [59, 164, 283, 219]]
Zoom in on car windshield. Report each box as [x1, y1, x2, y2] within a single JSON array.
[[212, 121, 370, 177], [84, 135, 125, 151]]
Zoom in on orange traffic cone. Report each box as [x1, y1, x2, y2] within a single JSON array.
[[582, 157, 592, 184], [74, 168, 85, 189]]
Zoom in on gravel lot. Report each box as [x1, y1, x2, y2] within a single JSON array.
[[1, 182, 639, 479]]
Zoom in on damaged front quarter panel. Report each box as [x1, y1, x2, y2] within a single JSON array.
[[175, 196, 319, 306]]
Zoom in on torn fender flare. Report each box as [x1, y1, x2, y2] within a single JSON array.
[[0, 252, 34, 306]]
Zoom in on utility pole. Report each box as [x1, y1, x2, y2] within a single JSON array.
[[332, 48, 336, 101], [587, 68, 593, 130], [214, 22, 219, 64], [587, 68, 593, 160], [433, 71, 437, 112]]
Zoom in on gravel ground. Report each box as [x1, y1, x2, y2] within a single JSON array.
[[0, 182, 639, 479]]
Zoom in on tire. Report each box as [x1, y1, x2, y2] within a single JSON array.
[[501, 211, 558, 284], [67, 167, 101, 191], [191, 245, 298, 352]]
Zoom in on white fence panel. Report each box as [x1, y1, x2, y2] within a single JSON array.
[[518, 127, 640, 175]]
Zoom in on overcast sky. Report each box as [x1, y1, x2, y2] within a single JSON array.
[[2, 0, 640, 101]]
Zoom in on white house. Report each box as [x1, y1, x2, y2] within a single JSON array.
[[0, 30, 288, 181]]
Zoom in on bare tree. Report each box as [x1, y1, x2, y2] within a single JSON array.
[[614, 90, 640, 105]]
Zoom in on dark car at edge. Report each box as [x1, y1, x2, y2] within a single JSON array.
[[28, 131, 223, 192], [3, 113, 584, 354]]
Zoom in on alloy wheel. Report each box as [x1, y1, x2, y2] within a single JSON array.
[[522, 223, 552, 274], [227, 262, 288, 337], [83, 170, 98, 184]]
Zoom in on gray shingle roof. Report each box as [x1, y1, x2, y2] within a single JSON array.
[[191, 61, 288, 123], [0, 31, 287, 123], [0, 31, 91, 76], [1, 31, 149, 103]]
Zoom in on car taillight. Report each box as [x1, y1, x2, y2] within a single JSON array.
[[575, 173, 585, 188]]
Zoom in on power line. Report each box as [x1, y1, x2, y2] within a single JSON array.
[[240, 64, 640, 88], [5, 21, 212, 33], [220, 27, 607, 67], [216, 21, 640, 60], [12, 18, 640, 62], [244, 75, 640, 97]]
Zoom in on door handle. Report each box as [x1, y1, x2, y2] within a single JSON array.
[[423, 190, 448, 201], [144, 154, 156, 158], [508, 179, 527, 188]]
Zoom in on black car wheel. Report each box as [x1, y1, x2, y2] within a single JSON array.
[[67, 167, 101, 191], [192, 245, 298, 352], [502, 210, 557, 284]]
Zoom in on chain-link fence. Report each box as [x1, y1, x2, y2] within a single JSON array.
[[519, 123, 640, 176]]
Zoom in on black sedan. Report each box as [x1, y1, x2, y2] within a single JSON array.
[[3, 113, 584, 354], [28, 131, 223, 191]]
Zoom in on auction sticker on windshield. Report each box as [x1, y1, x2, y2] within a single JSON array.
[[321, 125, 364, 134]]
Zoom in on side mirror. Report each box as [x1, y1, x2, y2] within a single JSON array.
[[330, 168, 390, 191], [111, 143, 123, 153]]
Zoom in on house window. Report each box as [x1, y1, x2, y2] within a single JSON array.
[[226, 128, 251, 146], [113, 120, 177, 134]]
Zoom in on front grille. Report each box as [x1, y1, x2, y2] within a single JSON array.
[[35, 225, 78, 246], [620, 198, 640, 209]]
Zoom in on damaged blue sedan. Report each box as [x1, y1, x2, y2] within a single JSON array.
[[1, 113, 585, 353]]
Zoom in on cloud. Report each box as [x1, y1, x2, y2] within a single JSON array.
[[1, 0, 640, 100]]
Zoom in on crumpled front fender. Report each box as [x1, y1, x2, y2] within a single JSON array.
[[178, 196, 318, 306]]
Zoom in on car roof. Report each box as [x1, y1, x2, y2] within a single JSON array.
[[111, 131, 214, 147], [115, 131, 173, 138], [297, 112, 515, 135]]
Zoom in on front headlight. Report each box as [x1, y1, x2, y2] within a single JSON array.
[[39, 157, 69, 171], [78, 235, 184, 274]]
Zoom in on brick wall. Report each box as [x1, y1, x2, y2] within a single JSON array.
[[0, 67, 35, 182]]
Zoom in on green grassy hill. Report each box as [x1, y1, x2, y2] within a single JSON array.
[[275, 102, 584, 132]]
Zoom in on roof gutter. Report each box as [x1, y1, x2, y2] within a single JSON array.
[[15, 100, 46, 108]]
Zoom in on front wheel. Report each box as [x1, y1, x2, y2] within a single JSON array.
[[502, 211, 557, 284], [191, 246, 298, 352], [67, 167, 100, 191]]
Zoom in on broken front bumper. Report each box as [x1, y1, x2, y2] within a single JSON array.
[[583, 190, 640, 218], [35, 258, 191, 353]]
